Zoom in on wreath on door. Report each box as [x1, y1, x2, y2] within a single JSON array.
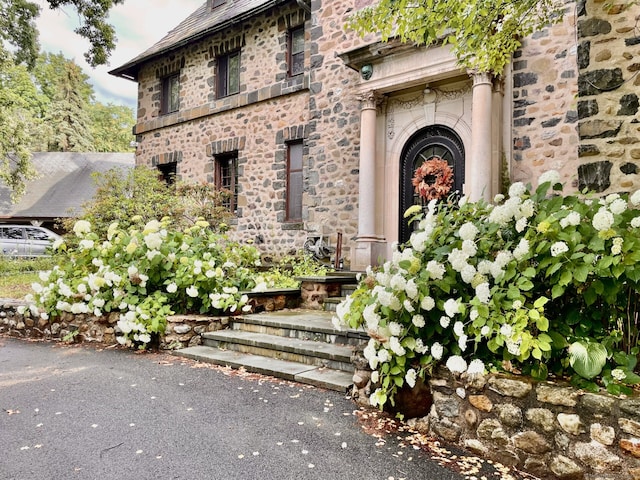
[[412, 156, 454, 201]]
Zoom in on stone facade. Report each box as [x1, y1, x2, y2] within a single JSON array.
[[512, 0, 640, 195], [112, 0, 640, 268]]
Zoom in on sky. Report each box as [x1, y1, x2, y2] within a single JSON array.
[[36, 0, 204, 109]]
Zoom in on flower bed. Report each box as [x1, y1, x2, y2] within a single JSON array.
[[335, 171, 640, 408]]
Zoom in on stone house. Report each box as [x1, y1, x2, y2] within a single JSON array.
[[110, 0, 640, 271]]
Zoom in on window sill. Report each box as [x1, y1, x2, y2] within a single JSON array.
[[282, 222, 303, 230]]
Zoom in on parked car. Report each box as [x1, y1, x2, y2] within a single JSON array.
[[0, 225, 61, 256]]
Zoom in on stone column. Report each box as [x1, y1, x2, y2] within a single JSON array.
[[468, 71, 494, 201], [358, 91, 377, 239], [351, 91, 382, 271]]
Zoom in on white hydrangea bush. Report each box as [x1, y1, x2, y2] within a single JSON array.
[[27, 218, 260, 349], [336, 172, 640, 406]]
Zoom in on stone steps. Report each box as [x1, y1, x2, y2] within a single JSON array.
[[172, 309, 367, 392]]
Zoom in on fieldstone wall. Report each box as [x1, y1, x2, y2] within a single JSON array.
[[511, 0, 580, 188], [575, 0, 640, 194], [512, 0, 640, 195], [352, 363, 640, 480], [0, 299, 227, 349]]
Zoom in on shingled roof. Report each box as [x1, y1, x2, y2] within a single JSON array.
[[0, 152, 135, 222], [109, 0, 290, 81]]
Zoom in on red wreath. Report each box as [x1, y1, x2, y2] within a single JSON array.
[[412, 157, 454, 201]]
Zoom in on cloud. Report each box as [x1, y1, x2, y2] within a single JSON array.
[[36, 0, 203, 108]]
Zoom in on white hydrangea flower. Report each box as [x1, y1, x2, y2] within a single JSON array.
[[144, 232, 163, 250], [631, 190, 640, 206], [592, 208, 614, 231], [73, 220, 92, 237], [370, 370, 380, 384], [440, 316, 451, 328], [445, 355, 468, 374], [415, 338, 428, 354], [79, 239, 94, 250], [469, 308, 479, 321], [515, 217, 528, 233], [410, 230, 431, 252], [405, 368, 417, 388], [560, 211, 581, 228], [388, 321, 403, 337], [611, 368, 626, 381], [186, 286, 199, 298], [389, 337, 406, 356], [444, 298, 460, 317], [506, 338, 522, 356], [377, 349, 391, 363], [459, 222, 479, 241], [494, 193, 505, 203], [500, 324, 513, 337], [421, 296, 435, 311], [460, 264, 476, 284], [631, 217, 640, 228], [166, 282, 178, 294], [609, 198, 627, 215], [426, 260, 446, 280], [390, 274, 407, 292], [475, 282, 491, 304], [405, 279, 418, 300], [538, 170, 561, 187], [480, 325, 490, 336], [512, 300, 523, 310], [550, 241, 569, 257], [412, 314, 425, 328], [431, 342, 443, 360], [458, 334, 468, 351], [611, 237, 623, 255], [467, 359, 485, 375], [513, 239, 530, 261], [448, 249, 469, 272], [363, 304, 381, 330], [453, 321, 465, 337], [508, 182, 527, 198], [461, 239, 477, 257]]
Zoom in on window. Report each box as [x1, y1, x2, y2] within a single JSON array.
[[217, 51, 240, 98], [210, 0, 225, 8], [161, 73, 180, 114], [288, 26, 304, 77], [157, 162, 177, 185], [286, 141, 303, 221], [214, 153, 238, 213]]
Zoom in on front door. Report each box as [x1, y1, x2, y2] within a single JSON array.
[[399, 125, 465, 244]]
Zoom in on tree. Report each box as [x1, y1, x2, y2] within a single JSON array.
[[0, 0, 124, 198], [1, 0, 124, 69], [89, 102, 135, 153], [348, 0, 565, 74], [42, 60, 95, 152]]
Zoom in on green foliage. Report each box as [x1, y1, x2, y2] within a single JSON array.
[[255, 253, 334, 289], [89, 102, 135, 153], [1, 0, 124, 68], [59, 166, 233, 240], [335, 172, 640, 407], [27, 218, 261, 349], [347, 0, 565, 74]]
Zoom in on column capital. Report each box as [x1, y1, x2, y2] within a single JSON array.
[[357, 91, 383, 110], [467, 70, 493, 87]]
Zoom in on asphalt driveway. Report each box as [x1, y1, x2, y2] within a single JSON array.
[[0, 337, 528, 480]]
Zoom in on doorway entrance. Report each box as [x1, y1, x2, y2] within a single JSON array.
[[399, 125, 465, 244]]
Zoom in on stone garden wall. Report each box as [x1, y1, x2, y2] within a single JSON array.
[[351, 363, 640, 480]]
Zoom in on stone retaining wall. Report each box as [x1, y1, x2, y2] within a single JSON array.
[[0, 299, 228, 349], [352, 364, 640, 480]]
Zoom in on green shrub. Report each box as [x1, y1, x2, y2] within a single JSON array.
[[254, 253, 334, 290], [26, 218, 260, 348], [335, 171, 640, 408], [58, 166, 232, 240]]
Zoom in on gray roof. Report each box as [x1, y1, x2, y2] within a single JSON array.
[[109, 0, 288, 80], [0, 152, 135, 221]]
